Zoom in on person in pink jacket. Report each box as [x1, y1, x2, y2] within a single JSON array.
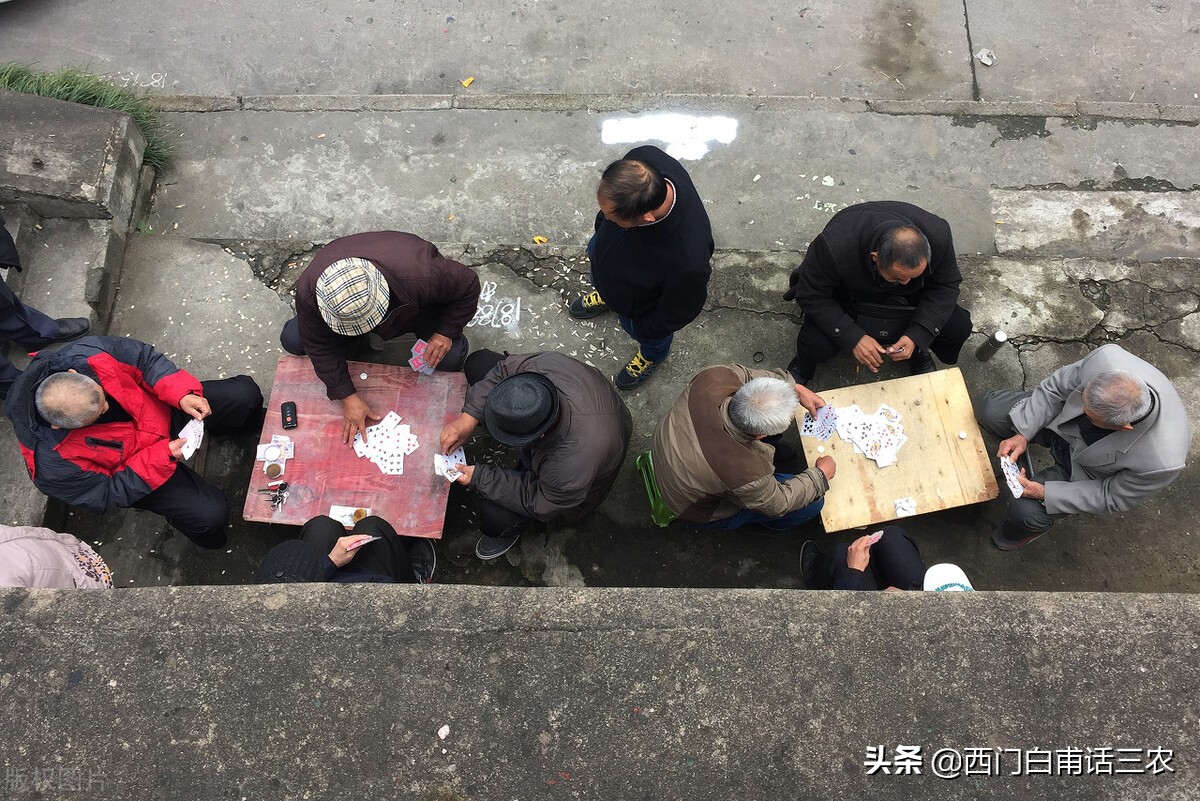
[[0, 523, 112, 588]]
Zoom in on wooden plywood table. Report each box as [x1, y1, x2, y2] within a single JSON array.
[[797, 368, 998, 532], [243, 356, 467, 538]]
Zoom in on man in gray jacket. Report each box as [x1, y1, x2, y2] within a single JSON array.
[[652, 364, 836, 529], [977, 344, 1190, 550], [439, 350, 633, 559]]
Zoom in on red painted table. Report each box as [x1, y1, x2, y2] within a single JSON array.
[[243, 356, 467, 538]]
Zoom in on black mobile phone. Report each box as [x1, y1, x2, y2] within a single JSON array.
[[281, 401, 298, 429]]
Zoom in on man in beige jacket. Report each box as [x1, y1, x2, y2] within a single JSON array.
[[652, 364, 836, 530]]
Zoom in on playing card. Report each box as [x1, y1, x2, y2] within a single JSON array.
[[408, 354, 427, 373], [814, 404, 838, 440], [1000, 456, 1024, 498], [433, 454, 462, 481], [412, 339, 428, 357], [177, 419, 204, 460], [893, 497, 917, 517], [799, 413, 817, 437], [867, 530, 884, 546], [876, 403, 902, 423]]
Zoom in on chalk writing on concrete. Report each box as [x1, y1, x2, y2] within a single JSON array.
[[468, 281, 522, 329], [112, 72, 167, 89]]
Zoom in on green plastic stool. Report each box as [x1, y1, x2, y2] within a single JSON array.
[[636, 451, 678, 528]]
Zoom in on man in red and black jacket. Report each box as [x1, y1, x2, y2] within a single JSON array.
[[3, 336, 263, 548]]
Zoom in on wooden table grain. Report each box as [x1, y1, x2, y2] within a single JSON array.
[[243, 356, 467, 538], [797, 367, 998, 532]]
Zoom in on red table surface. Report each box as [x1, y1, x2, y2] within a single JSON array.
[[243, 356, 467, 538]]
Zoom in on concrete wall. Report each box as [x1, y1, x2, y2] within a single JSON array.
[[1, 585, 1195, 800]]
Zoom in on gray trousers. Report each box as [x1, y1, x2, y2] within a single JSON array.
[[976, 389, 1071, 536]]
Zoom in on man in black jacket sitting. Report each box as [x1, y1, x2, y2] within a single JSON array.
[[568, 145, 714, 390], [783, 201, 972, 384]]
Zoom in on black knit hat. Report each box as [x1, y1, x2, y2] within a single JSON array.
[[253, 540, 329, 583], [483, 373, 560, 446]]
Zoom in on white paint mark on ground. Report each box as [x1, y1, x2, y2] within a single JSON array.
[[468, 280, 522, 330], [601, 113, 738, 160]]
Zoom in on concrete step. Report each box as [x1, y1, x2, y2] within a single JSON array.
[[15, 217, 127, 331], [0, 428, 48, 528], [0, 90, 146, 225], [0, 584, 1196, 800]]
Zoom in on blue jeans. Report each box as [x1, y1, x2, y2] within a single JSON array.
[[691, 473, 825, 531], [587, 235, 674, 363]]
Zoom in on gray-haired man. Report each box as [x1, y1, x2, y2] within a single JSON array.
[[652, 364, 836, 530], [977, 344, 1190, 550]]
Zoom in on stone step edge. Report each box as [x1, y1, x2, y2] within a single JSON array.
[[147, 93, 1200, 123]]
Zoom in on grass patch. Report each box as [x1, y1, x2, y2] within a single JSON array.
[[0, 64, 172, 171]]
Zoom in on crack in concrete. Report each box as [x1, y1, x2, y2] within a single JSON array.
[[960, 0, 981, 102], [151, 94, 1200, 126]]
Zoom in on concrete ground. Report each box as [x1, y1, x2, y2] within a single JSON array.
[[2, 2, 1199, 595], [3, 3, 1200, 799]]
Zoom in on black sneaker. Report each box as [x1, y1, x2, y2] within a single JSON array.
[[908, 350, 936, 375], [410, 538, 436, 583], [614, 349, 657, 390], [786, 356, 815, 385], [991, 524, 1048, 551], [476, 534, 520, 560], [568, 291, 609, 319], [800, 540, 819, 587]]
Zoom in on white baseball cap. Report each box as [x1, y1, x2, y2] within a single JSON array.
[[923, 563, 974, 592]]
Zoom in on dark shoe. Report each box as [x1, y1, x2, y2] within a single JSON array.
[[476, 534, 520, 560], [50, 317, 90, 343], [614, 349, 658, 390], [991, 523, 1048, 551], [569, 291, 609, 319], [786, 356, 815, 385], [800, 540, 819, 587], [908, 350, 936, 376], [409, 538, 436, 583]]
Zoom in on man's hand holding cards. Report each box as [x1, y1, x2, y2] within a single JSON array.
[[434, 446, 468, 482], [999, 456, 1024, 498]]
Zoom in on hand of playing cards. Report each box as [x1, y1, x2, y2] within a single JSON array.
[[434, 446, 467, 482], [177, 419, 204, 460], [352, 411, 419, 475], [1000, 456, 1024, 498], [409, 339, 435, 376], [799, 404, 839, 440], [834, 403, 908, 467]]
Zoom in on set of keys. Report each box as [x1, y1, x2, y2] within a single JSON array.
[[257, 480, 289, 510]]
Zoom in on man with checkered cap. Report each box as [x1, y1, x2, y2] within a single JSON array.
[[282, 232, 481, 444]]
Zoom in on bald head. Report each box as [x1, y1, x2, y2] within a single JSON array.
[[597, 158, 667, 222], [1083, 370, 1151, 427], [35, 372, 105, 429], [878, 226, 931, 272]]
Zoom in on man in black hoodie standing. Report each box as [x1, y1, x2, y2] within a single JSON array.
[[568, 146, 714, 390], [783, 201, 972, 384]]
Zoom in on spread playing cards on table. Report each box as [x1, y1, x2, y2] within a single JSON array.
[[802, 402, 909, 467], [353, 411, 419, 475]]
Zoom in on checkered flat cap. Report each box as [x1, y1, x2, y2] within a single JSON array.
[[315, 257, 390, 336]]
